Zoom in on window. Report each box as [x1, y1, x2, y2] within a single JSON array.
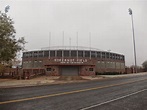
[[23, 53, 26, 58], [122, 56, 125, 61], [117, 55, 120, 60], [26, 52, 32, 58], [71, 51, 77, 57], [102, 52, 105, 58], [120, 56, 122, 60], [112, 54, 115, 59], [120, 55, 125, 61], [110, 53, 112, 59], [57, 50, 62, 57], [78, 51, 83, 57], [97, 52, 101, 58], [106, 52, 109, 58], [64, 50, 69, 57], [44, 51, 49, 57], [25, 52, 29, 58], [50, 51, 55, 57], [115, 54, 117, 60], [85, 51, 90, 57], [38, 51, 43, 57], [46, 68, 51, 71], [89, 68, 94, 71], [34, 51, 38, 57], [91, 51, 96, 58]]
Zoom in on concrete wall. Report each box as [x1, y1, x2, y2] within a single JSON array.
[[45, 66, 60, 76], [96, 60, 125, 73], [80, 65, 95, 76]]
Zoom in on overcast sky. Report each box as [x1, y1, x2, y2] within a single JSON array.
[[0, 0, 147, 66]]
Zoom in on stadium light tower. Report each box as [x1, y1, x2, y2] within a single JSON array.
[[5, 5, 10, 13], [128, 8, 137, 73]]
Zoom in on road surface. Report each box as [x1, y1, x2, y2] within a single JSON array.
[[0, 73, 147, 110]]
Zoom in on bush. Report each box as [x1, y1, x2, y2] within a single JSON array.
[[0, 64, 6, 74], [96, 72, 123, 75], [142, 60, 147, 71]]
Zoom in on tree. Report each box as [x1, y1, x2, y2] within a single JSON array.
[[0, 11, 26, 66], [142, 60, 147, 71]]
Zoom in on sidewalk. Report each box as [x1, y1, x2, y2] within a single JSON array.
[[99, 72, 147, 78], [0, 76, 58, 88], [0, 72, 146, 88]]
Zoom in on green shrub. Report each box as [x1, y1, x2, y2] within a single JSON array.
[[96, 72, 122, 75]]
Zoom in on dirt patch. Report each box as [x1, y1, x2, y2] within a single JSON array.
[[0, 75, 106, 88], [58, 76, 85, 80]]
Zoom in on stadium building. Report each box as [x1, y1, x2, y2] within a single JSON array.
[[22, 46, 125, 78]]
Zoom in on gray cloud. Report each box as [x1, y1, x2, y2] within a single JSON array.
[[0, 0, 147, 66]]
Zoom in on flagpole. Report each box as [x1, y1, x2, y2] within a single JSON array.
[[69, 37, 71, 57], [49, 32, 51, 59], [77, 32, 78, 60], [89, 32, 91, 59], [62, 31, 64, 59]]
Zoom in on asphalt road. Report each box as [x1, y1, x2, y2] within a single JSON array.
[[0, 74, 147, 110]]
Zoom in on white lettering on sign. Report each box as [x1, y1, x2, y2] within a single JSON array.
[[53, 58, 87, 64]]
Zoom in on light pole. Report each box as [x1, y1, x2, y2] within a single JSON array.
[[128, 8, 137, 73], [5, 5, 10, 13]]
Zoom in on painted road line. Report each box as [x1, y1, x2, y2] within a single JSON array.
[[81, 88, 147, 110], [0, 78, 147, 105]]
